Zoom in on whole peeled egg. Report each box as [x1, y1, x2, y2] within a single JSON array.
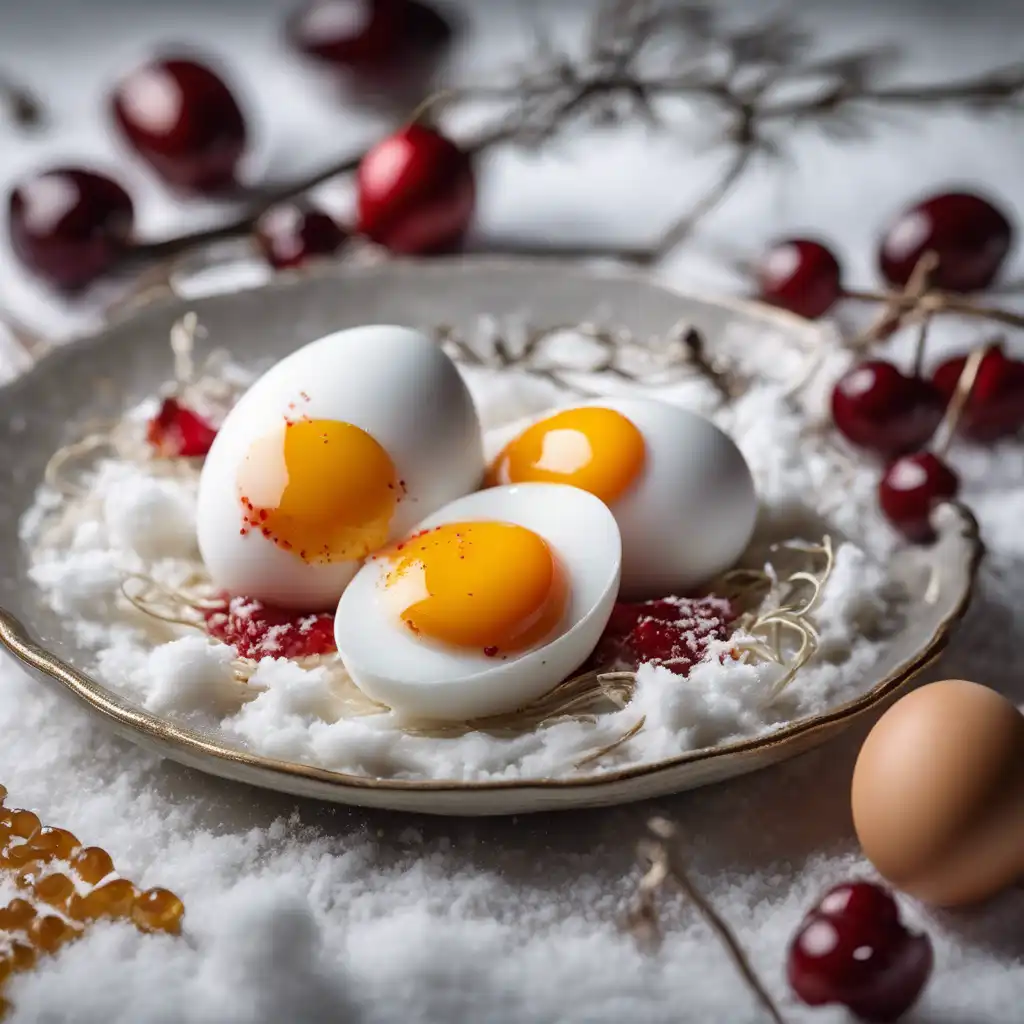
[[852, 679, 1024, 907], [197, 325, 483, 610], [486, 397, 757, 598]]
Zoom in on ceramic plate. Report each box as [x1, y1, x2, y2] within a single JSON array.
[[0, 259, 981, 816]]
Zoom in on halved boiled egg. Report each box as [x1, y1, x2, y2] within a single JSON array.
[[334, 483, 621, 721], [197, 325, 483, 610], [487, 397, 757, 598]]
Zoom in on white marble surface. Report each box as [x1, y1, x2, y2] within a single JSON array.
[[0, 3, 1022, 1022]]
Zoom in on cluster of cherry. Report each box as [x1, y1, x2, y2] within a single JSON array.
[[7, 0, 471, 292], [756, 191, 1018, 542]]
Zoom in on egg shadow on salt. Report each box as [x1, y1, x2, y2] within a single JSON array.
[[143, 754, 645, 882]]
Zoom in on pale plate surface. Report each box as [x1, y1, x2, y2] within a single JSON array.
[[0, 259, 980, 816]]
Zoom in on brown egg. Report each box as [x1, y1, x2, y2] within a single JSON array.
[[851, 678, 1024, 907]]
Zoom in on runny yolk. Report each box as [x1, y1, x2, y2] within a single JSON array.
[[237, 418, 400, 564], [380, 521, 568, 655], [486, 407, 645, 504]]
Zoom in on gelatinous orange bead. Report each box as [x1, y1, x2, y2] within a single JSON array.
[[29, 915, 80, 954], [0, 956, 11, 986], [29, 826, 81, 860], [0, 807, 11, 827], [9, 942, 36, 972], [4, 842, 51, 867], [8, 810, 40, 840], [69, 846, 115, 886], [0, 898, 37, 930], [69, 878, 137, 921], [132, 888, 185, 935], [0, 783, 7, 805], [14, 861, 47, 891], [34, 872, 75, 909]]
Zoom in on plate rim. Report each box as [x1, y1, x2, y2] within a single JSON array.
[[0, 257, 984, 796]]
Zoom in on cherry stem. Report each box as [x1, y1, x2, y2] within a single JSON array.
[[407, 88, 458, 127], [911, 315, 931, 379], [933, 344, 989, 457], [631, 818, 788, 1024]]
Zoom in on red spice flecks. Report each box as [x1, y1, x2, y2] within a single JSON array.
[[483, 645, 499, 658], [146, 397, 218, 458], [203, 596, 337, 661], [586, 595, 736, 676]]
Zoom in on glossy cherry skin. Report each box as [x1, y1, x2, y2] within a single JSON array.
[[932, 345, 1024, 442], [788, 881, 933, 1023], [111, 58, 247, 194], [879, 452, 960, 544], [357, 123, 474, 255], [288, 0, 453, 75], [831, 361, 944, 458], [756, 239, 842, 319], [8, 168, 134, 293], [255, 203, 348, 269], [879, 191, 1013, 293]]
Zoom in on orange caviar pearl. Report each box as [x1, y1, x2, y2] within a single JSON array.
[[0, 784, 7, 805], [4, 842, 50, 868], [68, 846, 114, 886], [9, 942, 36, 972], [132, 888, 185, 935], [0, 899, 36, 930], [0, 808, 9, 828], [0, 957, 10, 986], [69, 879, 137, 922], [8, 810, 40, 840], [14, 861, 47, 892], [29, 827, 81, 860], [29, 915, 79, 955], [34, 873, 75, 909]]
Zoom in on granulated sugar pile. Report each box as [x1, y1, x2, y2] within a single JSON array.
[[20, 319, 906, 782]]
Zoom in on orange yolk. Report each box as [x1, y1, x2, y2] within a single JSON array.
[[486, 407, 645, 504], [380, 521, 568, 655], [237, 418, 399, 564]]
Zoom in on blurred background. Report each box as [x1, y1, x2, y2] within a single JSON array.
[[0, 0, 1022, 340]]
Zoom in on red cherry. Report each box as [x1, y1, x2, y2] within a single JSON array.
[[288, 0, 453, 78], [146, 398, 217, 458], [756, 239, 842, 319], [357, 123, 475, 255], [8, 167, 134, 293], [932, 345, 1024, 442], [831, 361, 943, 458], [111, 57, 247, 194], [788, 881, 933, 1023], [879, 191, 1013, 293], [255, 203, 348, 269], [879, 452, 960, 544]]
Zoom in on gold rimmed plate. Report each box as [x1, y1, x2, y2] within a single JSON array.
[[0, 259, 981, 816]]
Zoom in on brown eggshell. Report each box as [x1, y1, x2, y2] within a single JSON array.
[[851, 679, 1024, 907]]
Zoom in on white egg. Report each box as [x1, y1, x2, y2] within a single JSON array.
[[197, 325, 483, 610], [334, 483, 621, 721], [488, 397, 757, 599]]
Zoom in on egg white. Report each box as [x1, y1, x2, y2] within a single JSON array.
[[334, 483, 622, 722], [196, 325, 484, 610]]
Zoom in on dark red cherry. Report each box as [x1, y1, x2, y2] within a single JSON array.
[[288, 0, 453, 76], [932, 345, 1024, 442], [8, 167, 134, 293], [111, 57, 247, 194], [357, 123, 474, 255], [788, 881, 933, 1023], [756, 239, 842, 319], [879, 452, 960, 544], [831, 361, 943, 458], [879, 191, 1013, 293], [255, 203, 348, 269]]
